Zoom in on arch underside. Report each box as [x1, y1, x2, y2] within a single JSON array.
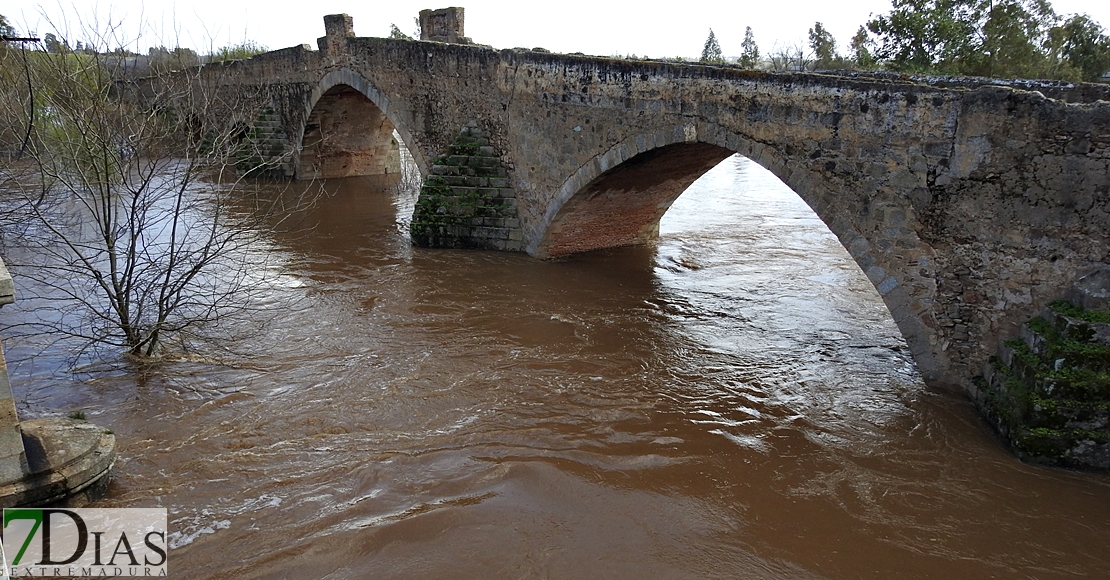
[[540, 143, 733, 258], [297, 85, 401, 182], [535, 135, 946, 387]]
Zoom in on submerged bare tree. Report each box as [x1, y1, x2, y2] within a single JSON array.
[[0, 19, 314, 361]]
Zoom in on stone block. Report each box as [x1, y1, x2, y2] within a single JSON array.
[[874, 276, 901, 294], [474, 227, 509, 240], [0, 398, 17, 429], [470, 156, 501, 168], [419, 7, 466, 43], [0, 427, 22, 457]]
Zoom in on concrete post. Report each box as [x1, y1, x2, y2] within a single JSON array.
[[0, 257, 27, 485], [0, 255, 116, 507]]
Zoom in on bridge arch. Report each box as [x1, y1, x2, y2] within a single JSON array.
[[531, 123, 946, 385], [295, 68, 428, 181]]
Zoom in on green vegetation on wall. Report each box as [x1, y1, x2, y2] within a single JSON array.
[[979, 301, 1110, 470]]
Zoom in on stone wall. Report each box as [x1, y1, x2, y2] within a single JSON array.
[[298, 85, 400, 180]]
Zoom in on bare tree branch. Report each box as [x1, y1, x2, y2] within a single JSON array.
[[0, 15, 323, 364]]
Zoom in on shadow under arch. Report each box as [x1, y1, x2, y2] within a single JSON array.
[[295, 68, 428, 181], [532, 124, 945, 386]]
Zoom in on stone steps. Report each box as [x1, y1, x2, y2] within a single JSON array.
[[410, 124, 523, 251], [978, 276, 1110, 471], [237, 107, 294, 177]]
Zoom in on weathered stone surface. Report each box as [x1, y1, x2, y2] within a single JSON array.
[[411, 124, 523, 250], [298, 85, 401, 180], [977, 297, 1110, 471], [0, 418, 116, 507], [180, 15, 1110, 396], [1066, 268, 1110, 312], [0, 257, 24, 487], [419, 7, 467, 44]]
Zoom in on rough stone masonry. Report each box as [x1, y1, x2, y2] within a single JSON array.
[[183, 12, 1110, 400]]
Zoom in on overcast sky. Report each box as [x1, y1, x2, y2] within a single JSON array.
[[6, 1, 1110, 59]]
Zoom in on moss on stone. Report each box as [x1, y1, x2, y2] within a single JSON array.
[[1049, 300, 1110, 324], [983, 299, 1110, 471], [411, 127, 522, 252]]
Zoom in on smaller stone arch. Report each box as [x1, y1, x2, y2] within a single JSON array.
[[530, 123, 779, 258], [531, 122, 948, 387], [296, 68, 428, 180]]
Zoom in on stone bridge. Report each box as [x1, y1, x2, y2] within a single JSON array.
[[193, 11, 1110, 395]]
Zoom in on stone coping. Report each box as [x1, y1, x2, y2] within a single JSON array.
[[0, 418, 116, 508]]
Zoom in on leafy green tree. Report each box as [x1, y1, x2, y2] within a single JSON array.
[[864, 0, 1092, 79], [866, 0, 980, 73], [808, 22, 838, 68], [850, 26, 874, 68], [739, 26, 760, 68], [967, 0, 1056, 78], [0, 14, 15, 37], [700, 29, 723, 63], [389, 24, 412, 40], [43, 33, 65, 53], [1047, 14, 1110, 81]]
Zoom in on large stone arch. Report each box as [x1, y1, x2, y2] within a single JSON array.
[[295, 68, 428, 180], [530, 122, 949, 386]]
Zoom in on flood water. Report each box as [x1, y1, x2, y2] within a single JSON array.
[[4, 155, 1110, 578]]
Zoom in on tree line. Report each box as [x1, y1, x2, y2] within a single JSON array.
[[698, 0, 1110, 82], [2, 14, 268, 75]]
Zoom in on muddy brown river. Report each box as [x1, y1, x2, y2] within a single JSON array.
[[4, 156, 1109, 578]]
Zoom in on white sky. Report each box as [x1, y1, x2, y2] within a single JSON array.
[[6, 1, 1110, 59]]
